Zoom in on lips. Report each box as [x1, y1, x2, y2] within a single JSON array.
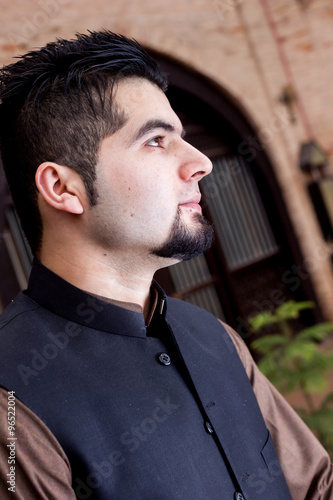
[[179, 194, 202, 213]]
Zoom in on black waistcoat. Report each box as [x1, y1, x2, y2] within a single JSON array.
[[0, 262, 292, 499]]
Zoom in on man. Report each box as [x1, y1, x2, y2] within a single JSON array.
[[0, 31, 331, 500]]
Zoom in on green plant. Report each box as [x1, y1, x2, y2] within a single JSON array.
[[249, 300, 333, 458]]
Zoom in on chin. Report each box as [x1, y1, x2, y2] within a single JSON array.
[[150, 211, 214, 262]]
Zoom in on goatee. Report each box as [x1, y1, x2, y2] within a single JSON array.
[[151, 208, 214, 261]]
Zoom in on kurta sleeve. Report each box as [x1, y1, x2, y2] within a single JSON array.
[[0, 387, 76, 499], [221, 321, 333, 500]]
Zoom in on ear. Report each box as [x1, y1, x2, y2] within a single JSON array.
[[35, 162, 85, 215]]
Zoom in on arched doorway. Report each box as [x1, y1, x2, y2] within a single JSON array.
[[153, 54, 319, 334]]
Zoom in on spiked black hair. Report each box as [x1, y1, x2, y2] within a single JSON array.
[[0, 30, 168, 254]]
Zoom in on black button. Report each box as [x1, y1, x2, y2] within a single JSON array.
[[158, 353, 171, 366], [204, 421, 214, 434], [234, 493, 245, 500]]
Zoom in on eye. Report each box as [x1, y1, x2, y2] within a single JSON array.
[[146, 136, 164, 147]]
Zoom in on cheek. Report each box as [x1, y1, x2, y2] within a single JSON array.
[[124, 174, 164, 204], [128, 184, 176, 225], [110, 162, 177, 218]]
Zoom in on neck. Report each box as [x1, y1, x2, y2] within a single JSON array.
[[39, 245, 158, 318]]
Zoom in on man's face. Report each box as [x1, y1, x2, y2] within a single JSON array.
[[87, 77, 213, 266]]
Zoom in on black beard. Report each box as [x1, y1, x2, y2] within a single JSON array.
[[151, 208, 214, 261]]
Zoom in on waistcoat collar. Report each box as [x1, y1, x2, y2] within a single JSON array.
[[25, 260, 166, 338]]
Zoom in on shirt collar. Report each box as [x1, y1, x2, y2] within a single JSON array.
[[90, 286, 159, 328], [25, 260, 166, 338]]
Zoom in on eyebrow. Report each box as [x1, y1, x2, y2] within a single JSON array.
[[131, 119, 186, 144]]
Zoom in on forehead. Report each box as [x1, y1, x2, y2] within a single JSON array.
[[114, 77, 183, 134]]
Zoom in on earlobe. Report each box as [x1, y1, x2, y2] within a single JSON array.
[[35, 162, 84, 215]]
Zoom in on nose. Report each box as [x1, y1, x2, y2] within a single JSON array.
[[179, 141, 213, 182]]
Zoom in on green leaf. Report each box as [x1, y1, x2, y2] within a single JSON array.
[[251, 334, 286, 354], [298, 323, 333, 342], [303, 373, 328, 394], [283, 340, 316, 362], [275, 300, 314, 321], [248, 311, 278, 331]]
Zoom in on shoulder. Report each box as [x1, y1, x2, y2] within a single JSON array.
[[0, 293, 43, 384], [166, 298, 256, 377], [166, 297, 246, 360], [219, 320, 254, 374], [166, 296, 222, 324], [166, 296, 229, 337], [0, 292, 40, 331]]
